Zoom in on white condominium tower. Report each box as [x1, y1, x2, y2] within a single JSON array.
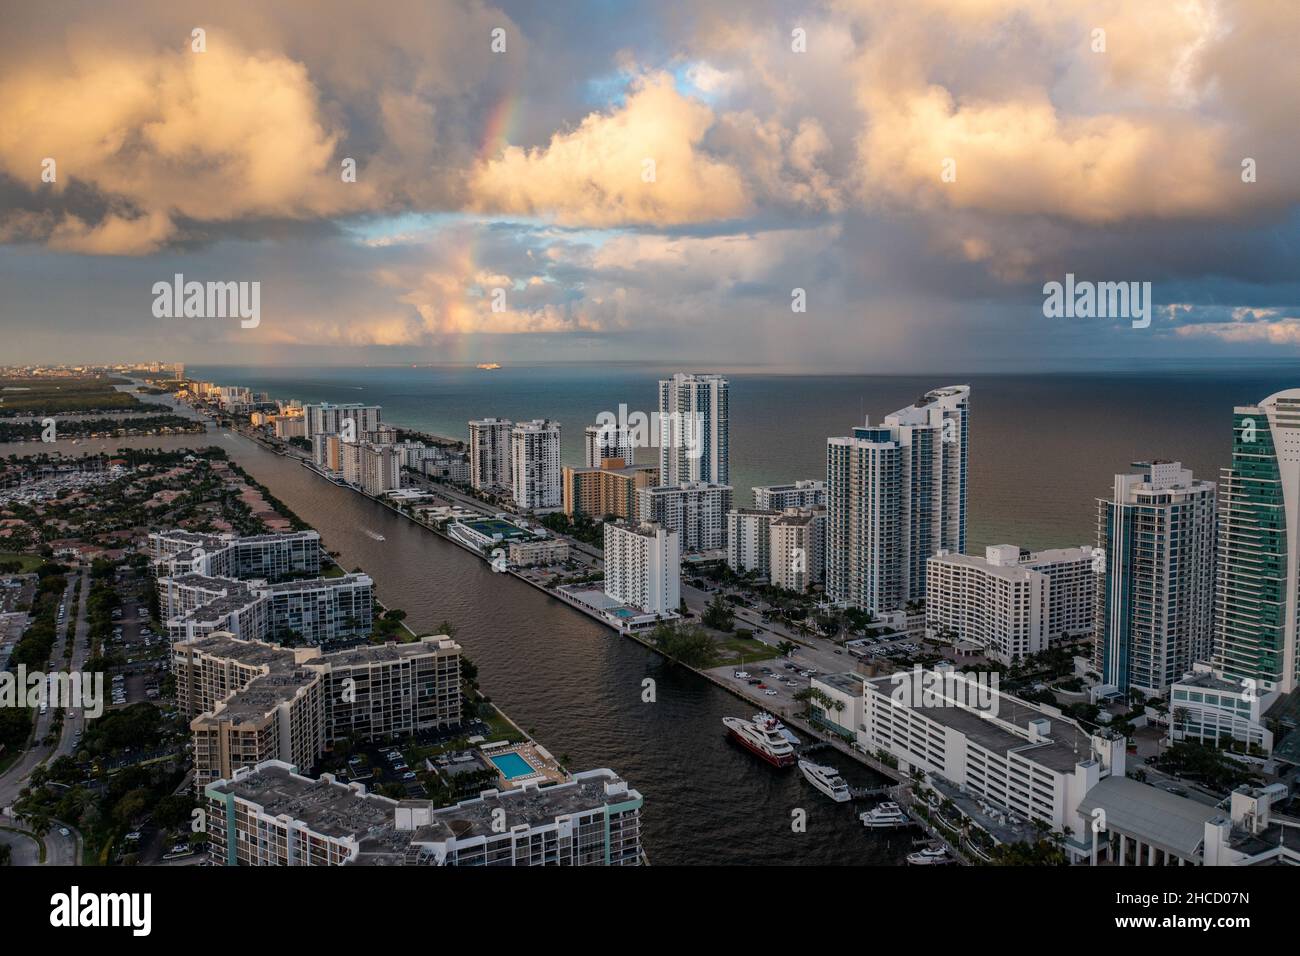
[[770, 507, 827, 593], [585, 423, 635, 467], [468, 417, 513, 492], [510, 419, 562, 511], [826, 385, 970, 612], [604, 521, 681, 616], [727, 508, 778, 575], [360, 443, 403, 496], [658, 373, 729, 486], [1096, 461, 1216, 695], [926, 544, 1095, 664], [753, 480, 826, 510], [637, 482, 733, 552], [304, 403, 382, 439], [1215, 390, 1300, 696]]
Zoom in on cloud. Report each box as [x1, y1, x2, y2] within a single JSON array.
[[470, 73, 750, 226], [1173, 305, 1300, 345]]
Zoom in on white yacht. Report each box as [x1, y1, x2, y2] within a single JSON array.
[[859, 801, 910, 829], [753, 712, 801, 747], [906, 846, 954, 865], [722, 714, 795, 767], [798, 759, 850, 802]]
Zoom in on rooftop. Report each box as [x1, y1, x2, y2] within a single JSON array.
[[1077, 776, 1221, 858]]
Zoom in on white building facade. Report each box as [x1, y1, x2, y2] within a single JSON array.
[[604, 522, 680, 616], [510, 419, 562, 511]]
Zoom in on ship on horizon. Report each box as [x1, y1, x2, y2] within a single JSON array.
[[476, 362, 501, 370]]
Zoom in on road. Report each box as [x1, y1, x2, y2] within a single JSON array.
[[53, 571, 94, 760], [0, 572, 86, 809]]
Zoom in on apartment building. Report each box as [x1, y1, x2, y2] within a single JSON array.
[[468, 417, 513, 492], [636, 482, 732, 552], [658, 373, 729, 486], [585, 423, 636, 467], [510, 419, 562, 511], [752, 479, 826, 510], [204, 761, 643, 866], [925, 544, 1094, 663], [1215, 389, 1300, 697], [304, 403, 382, 439], [603, 521, 680, 616], [727, 508, 778, 576], [769, 507, 826, 592], [563, 461, 659, 519], [149, 529, 321, 581], [256, 574, 374, 645], [827, 385, 969, 612], [176, 632, 462, 788], [360, 442, 403, 496], [1096, 461, 1217, 695]]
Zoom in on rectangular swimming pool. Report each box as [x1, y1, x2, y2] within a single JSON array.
[[490, 752, 537, 779]]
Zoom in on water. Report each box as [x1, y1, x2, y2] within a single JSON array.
[[2, 426, 902, 865], [11, 362, 1300, 864], [191, 362, 1300, 548]]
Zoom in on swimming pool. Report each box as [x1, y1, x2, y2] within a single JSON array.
[[490, 752, 537, 779]]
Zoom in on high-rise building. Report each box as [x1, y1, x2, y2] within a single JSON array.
[[468, 418, 513, 492], [926, 544, 1094, 664], [563, 461, 658, 519], [176, 631, 461, 789], [360, 442, 403, 495], [826, 385, 969, 612], [205, 761, 642, 866], [752, 480, 826, 510], [770, 507, 827, 593], [1096, 461, 1217, 695], [637, 482, 733, 552], [304, 403, 382, 440], [340, 439, 363, 487], [510, 419, 562, 511], [727, 509, 778, 576], [585, 423, 635, 467], [658, 373, 728, 486], [1215, 390, 1300, 696], [604, 521, 680, 616]]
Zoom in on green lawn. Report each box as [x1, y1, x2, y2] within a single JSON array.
[[0, 552, 43, 572]]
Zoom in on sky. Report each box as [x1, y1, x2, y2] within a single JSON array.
[[0, 0, 1297, 371]]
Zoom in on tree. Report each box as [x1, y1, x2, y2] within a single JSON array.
[[702, 595, 734, 632]]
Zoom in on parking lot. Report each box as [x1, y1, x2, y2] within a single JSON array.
[[104, 570, 166, 709]]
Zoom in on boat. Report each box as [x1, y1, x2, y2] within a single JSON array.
[[476, 363, 501, 370], [906, 846, 954, 866], [798, 759, 850, 802], [363, 529, 386, 541], [753, 712, 801, 746], [859, 801, 911, 829], [722, 714, 795, 767]]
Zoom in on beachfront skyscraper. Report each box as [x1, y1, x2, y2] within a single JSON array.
[[510, 419, 562, 511], [1095, 461, 1217, 695], [585, 423, 635, 467], [1214, 390, 1300, 696], [658, 373, 729, 486], [468, 417, 513, 493], [825, 385, 969, 612], [304, 402, 382, 439]]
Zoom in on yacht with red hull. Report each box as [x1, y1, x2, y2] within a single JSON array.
[[723, 714, 796, 767]]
